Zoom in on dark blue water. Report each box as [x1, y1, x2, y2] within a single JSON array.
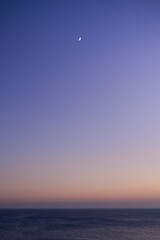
[[0, 209, 160, 240]]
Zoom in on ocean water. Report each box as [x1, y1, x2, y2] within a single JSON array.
[[0, 209, 160, 240]]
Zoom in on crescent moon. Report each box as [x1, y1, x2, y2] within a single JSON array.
[[78, 37, 82, 41]]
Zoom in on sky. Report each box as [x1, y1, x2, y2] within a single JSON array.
[[1, 0, 160, 208]]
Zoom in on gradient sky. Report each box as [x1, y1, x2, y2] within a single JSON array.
[[1, 0, 160, 208]]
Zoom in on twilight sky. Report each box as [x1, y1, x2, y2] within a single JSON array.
[[1, 0, 160, 208]]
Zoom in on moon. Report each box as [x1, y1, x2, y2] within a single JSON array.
[[78, 37, 82, 41]]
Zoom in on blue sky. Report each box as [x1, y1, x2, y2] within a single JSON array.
[[1, 0, 160, 208]]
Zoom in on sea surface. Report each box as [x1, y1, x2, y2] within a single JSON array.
[[0, 209, 160, 240]]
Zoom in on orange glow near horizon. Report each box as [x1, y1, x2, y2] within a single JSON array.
[[1, 146, 160, 207]]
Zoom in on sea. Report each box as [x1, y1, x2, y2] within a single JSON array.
[[0, 209, 160, 240]]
